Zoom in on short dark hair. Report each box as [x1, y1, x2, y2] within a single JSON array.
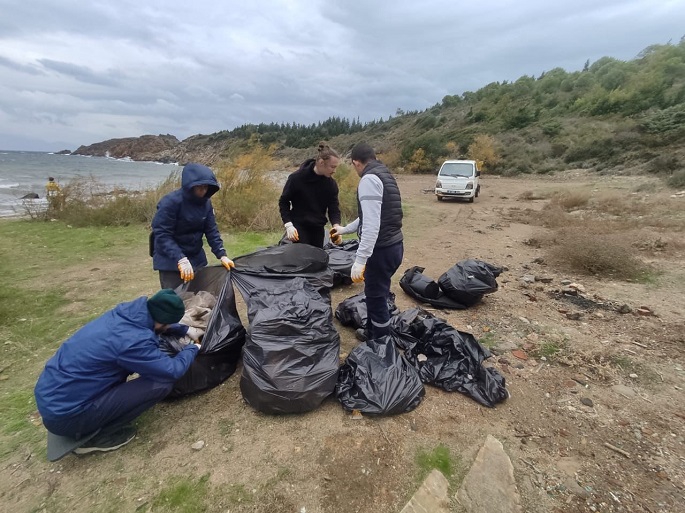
[[350, 142, 376, 164]]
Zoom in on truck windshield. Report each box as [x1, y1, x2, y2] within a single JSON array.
[[440, 162, 474, 178]]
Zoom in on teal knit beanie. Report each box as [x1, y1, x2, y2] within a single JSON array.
[[147, 289, 185, 324]]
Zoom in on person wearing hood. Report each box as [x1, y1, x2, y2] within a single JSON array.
[[34, 289, 205, 455], [278, 142, 343, 248], [151, 163, 234, 289]]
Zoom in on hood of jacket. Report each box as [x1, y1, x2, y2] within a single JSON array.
[[181, 163, 220, 200]]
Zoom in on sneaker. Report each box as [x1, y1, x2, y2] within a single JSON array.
[[73, 425, 137, 454], [355, 328, 368, 342]]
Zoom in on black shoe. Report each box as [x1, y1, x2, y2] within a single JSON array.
[[355, 329, 368, 342], [73, 425, 136, 454]]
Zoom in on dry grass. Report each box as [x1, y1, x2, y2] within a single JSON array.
[[544, 226, 651, 280], [549, 190, 590, 210]]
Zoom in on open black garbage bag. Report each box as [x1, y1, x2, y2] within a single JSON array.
[[438, 259, 503, 307], [393, 308, 507, 407], [399, 266, 469, 309], [334, 291, 399, 329], [323, 240, 359, 287], [159, 266, 246, 398], [232, 273, 340, 414], [233, 243, 333, 296], [335, 337, 425, 415]]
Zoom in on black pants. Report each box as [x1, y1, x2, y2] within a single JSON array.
[[364, 241, 404, 339], [159, 270, 185, 290], [292, 223, 325, 248]]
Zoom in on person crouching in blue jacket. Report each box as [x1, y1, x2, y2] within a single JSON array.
[[34, 289, 204, 455], [152, 162, 235, 289]]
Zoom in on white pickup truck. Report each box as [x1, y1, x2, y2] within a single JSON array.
[[434, 159, 481, 202]]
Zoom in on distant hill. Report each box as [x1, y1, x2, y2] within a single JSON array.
[[72, 40, 685, 187]]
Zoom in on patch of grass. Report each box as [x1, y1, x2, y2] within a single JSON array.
[[0, 390, 42, 458], [667, 169, 685, 189], [535, 341, 562, 359], [550, 190, 590, 210], [592, 193, 648, 217], [151, 475, 210, 513], [416, 444, 454, 482], [546, 227, 650, 280], [219, 483, 253, 506], [478, 331, 497, 348], [608, 355, 661, 384], [517, 190, 550, 201], [217, 419, 235, 437]]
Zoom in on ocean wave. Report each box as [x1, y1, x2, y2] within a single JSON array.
[[0, 182, 20, 189]]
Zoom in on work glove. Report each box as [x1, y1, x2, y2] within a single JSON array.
[[186, 327, 205, 342], [177, 257, 194, 282], [284, 222, 299, 241], [329, 224, 343, 245], [351, 262, 366, 283], [220, 256, 235, 270]]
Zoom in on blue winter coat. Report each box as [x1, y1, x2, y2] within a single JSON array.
[[152, 163, 226, 272], [34, 297, 199, 420]]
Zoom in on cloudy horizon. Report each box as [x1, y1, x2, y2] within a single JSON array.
[[1, 0, 684, 152]]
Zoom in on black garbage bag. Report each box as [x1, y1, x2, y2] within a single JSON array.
[[232, 274, 340, 414], [399, 266, 469, 309], [335, 338, 425, 415], [397, 308, 507, 408], [438, 259, 503, 307], [334, 291, 399, 329], [323, 240, 359, 287], [159, 266, 246, 398], [233, 243, 333, 296]]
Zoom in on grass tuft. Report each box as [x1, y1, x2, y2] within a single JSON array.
[[416, 444, 454, 481], [152, 475, 210, 513]]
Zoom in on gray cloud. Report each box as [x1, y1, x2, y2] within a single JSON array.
[[0, 0, 683, 150]]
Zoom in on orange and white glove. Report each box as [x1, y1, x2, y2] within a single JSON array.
[[284, 222, 299, 241], [351, 262, 366, 283], [220, 256, 235, 270], [330, 224, 343, 245], [178, 257, 194, 282]]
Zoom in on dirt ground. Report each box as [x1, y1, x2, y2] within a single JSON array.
[[3, 171, 685, 513]]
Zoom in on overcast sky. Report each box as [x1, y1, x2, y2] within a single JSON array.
[[1, 0, 684, 151]]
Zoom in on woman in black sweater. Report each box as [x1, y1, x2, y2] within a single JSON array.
[[278, 142, 342, 248]]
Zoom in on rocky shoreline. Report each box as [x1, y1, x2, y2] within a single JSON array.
[[65, 133, 232, 166]]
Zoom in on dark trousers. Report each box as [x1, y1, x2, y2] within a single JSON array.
[[364, 241, 404, 339], [293, 223, 325, 248], [42, 378, 174, 439], [159, 270, 184, 290]]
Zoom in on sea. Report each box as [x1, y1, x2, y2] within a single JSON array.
[[0, 151, 180, 218]]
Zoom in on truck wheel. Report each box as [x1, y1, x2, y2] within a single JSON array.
[[468, 196, 474, 203], [475, 186, 480, 198], [436, 196, 443, 201]]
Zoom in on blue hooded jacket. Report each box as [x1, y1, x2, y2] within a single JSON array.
[[152, 163, 227, 272], [34, 297, 199, 420]]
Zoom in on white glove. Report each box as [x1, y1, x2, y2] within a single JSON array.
[[194, 343, 202, 351], [177, 257, 194, 282], [351, 262, 366, 283], [220, 256, 235, 270], [186, 327, 205, 342], [284, 222, 299, 241]]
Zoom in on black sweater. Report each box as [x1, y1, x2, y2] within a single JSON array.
[[278, 159, 341, 228]]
